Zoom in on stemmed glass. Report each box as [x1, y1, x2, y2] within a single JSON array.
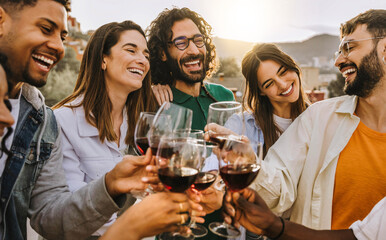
[[156, 135, 201, 240], [207, 101, 243, 147], [148, 102, 193, 155], [134, 112, 155, 155], [189, 141, 218, 237], [209, 140, 262, 238]]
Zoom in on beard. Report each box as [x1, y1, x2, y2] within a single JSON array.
[[344, 47, 384, 98], [167, 53, 206, 85], [21, 67, 47, 87]]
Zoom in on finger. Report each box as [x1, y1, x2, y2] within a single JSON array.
[[174, 201, 189, 213], [159, 88, 167, 105], [152, 85, 163, 106], [188, 199, 204, 212], [122, 155, 147, 166], [146, 165, 158, 174], [141, 176, 159, 184], [165, 85, 173, 101]]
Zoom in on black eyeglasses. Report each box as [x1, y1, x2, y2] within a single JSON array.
[[168, 34, 205, 51]]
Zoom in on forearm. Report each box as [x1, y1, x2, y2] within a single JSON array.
[[263, 217, 356, 240], [29, 137, 122, 239]]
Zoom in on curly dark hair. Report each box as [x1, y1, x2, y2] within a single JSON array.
[[0, 0, 71, 12], [146, 7, 217, 85]]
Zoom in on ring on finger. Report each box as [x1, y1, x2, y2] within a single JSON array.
[[180, 214, 185, 224], [179, 202, 184, 212]]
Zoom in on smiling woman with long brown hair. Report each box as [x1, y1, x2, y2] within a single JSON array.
[[226, 43, 309, 157], [52, 20, 157, 237]]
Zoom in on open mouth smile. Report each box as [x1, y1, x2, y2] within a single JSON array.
[[32, 54, 55, 70]]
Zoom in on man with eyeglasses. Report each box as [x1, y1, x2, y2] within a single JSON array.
[[206, 8, 386, 236], [147, 7, 235, 240]]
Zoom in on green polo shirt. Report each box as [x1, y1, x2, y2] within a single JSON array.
[[172, 83, 235, 131], [172, 82, 234, 240]]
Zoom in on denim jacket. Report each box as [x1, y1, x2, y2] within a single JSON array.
[[0, 84, 124, 240]]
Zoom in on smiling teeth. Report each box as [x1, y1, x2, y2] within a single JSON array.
[[129, 68, 144, 75], [185, 60, 200, 65], [342, 68, 356, 77], [281, 84, 293, 95], [32, 54, 54, 66]]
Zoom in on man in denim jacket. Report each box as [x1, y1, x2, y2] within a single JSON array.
[[0, 1, 146, 239]]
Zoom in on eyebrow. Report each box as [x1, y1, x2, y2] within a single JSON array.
[[261, 65, 283, 88], [41, 17, 68, 36], [122, 43, 150, 54]]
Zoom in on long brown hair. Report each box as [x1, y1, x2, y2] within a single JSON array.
[[54, 21, 157, 146], [242, 43, 309, 156]]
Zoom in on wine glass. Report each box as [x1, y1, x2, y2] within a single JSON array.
[[134, 112, 155, 155], [207, 101, 244, 146], [189, 141, 218, 237], [148, 102, 193, 155], [209, 140, 263, 238], [156, 135, 201, 240]]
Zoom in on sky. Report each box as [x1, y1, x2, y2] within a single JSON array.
[[71, 0, 385, 43]]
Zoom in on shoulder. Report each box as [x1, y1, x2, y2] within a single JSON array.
[[306, 95, 356, 115], [204, 82, 234, 101]]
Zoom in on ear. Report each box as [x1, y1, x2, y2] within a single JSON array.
[[161, 50, 167, 62], [101, 56, 107, 71], [0, 6, 8, 37]]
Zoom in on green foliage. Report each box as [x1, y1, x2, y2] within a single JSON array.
[[215, 57, 241, 77], [327, 73, 345, 98], [40, 65, 77, 106]]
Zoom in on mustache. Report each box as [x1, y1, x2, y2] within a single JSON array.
[[339, 62, 356, 72], [180, 54, 205, 65]]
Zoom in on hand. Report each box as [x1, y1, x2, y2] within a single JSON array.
[[187, 175, 224, 214], [141, 162, 165, 192], [223, 188, 277, 235], [152, 84, 173, 105], [101, 192, 205, 240], [105, 149, 153, 197], [204, 123, 236, 141]]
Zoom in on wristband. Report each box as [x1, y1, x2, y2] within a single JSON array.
[[271, 216, 285, 240]]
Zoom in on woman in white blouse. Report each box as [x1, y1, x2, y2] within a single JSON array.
[[53, 20, 157, 237]]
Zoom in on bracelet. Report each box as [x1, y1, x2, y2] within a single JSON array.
[[271, 216, 285, 240]]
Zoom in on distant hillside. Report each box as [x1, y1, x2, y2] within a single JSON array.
[[213, 34, 340, 66]]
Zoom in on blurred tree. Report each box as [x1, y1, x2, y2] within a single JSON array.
[[327, 73, 345, 98], [54, 47, 81, 73], [40, 65, 77, 106], [215, 57, 241, 77]]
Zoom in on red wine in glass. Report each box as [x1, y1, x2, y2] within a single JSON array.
[[135, 137, 149, 155], [219, 164, 260, 192], [158, 167, 198, 193], [192, 172, 217, 191]]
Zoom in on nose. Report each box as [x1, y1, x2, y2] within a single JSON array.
[[276, 77, 287, 90], [46, 35, 65, 60], [186, 40, 200, 55], [334, 52, 346, 68]]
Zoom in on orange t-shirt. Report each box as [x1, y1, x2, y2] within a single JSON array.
[[332, 120, 386, 229]]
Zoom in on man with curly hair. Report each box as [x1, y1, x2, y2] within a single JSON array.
[[147, 7, 235, 240], [147, 7, 235, 131]]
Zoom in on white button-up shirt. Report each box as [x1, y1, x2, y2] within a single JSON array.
[[350, 197, 386, 240], [252, 95, 361, 230], [54, 97, 129, 236]]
